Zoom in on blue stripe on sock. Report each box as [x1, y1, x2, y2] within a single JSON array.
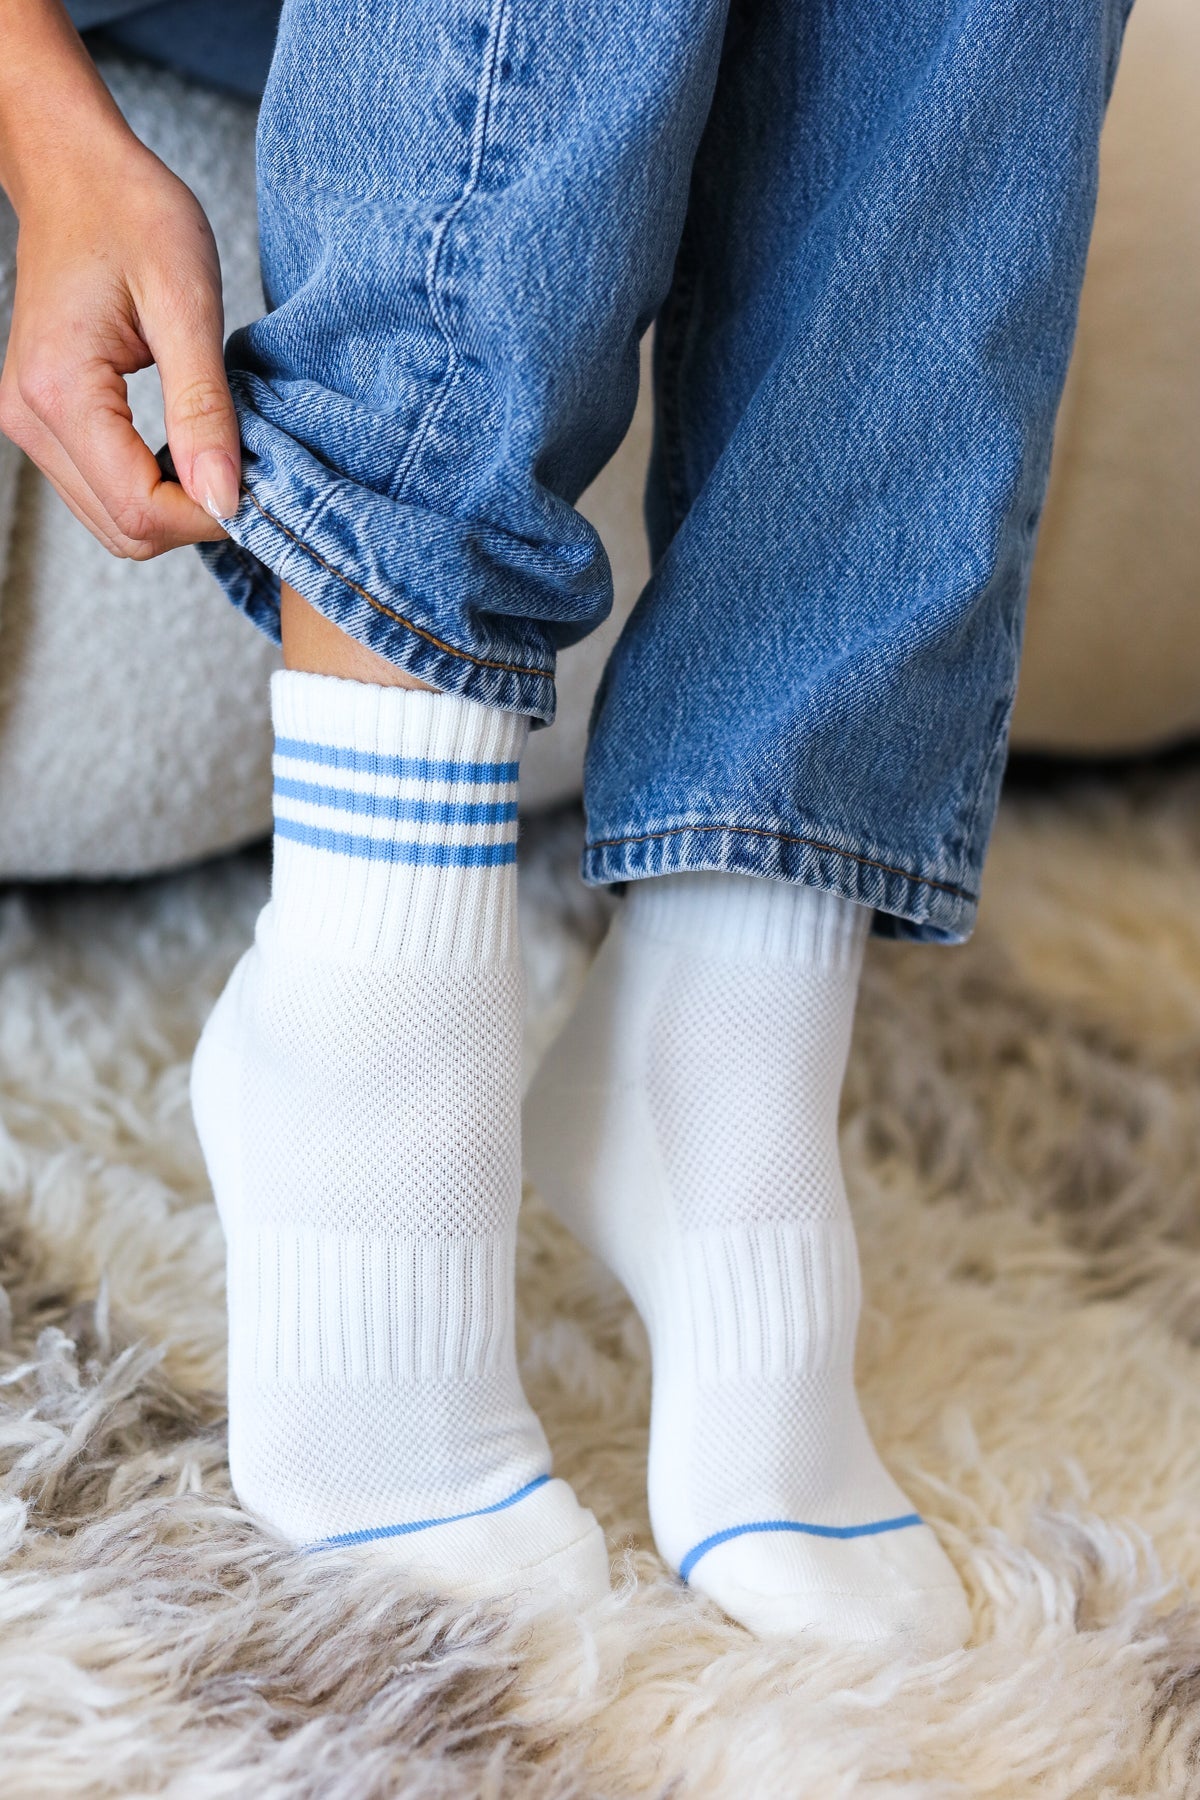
[[678, 1513, 924, 1584], [274, 777, 519, 827], [275, 736, 519, 785], [274, 815, 517, 866], [304, 1474, 552, 1551]]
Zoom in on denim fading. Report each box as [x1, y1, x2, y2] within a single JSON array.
[[81, 0, 1131, 941]]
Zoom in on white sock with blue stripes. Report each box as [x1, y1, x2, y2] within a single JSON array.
[[525, 872, 970, 1648], [191, 669, 608, 1607]]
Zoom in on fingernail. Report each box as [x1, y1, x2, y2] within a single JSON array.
[[194, 450, 240, 521]]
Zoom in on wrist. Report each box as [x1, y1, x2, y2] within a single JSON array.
[[0, 0, 138, 218], [13, 109, 149, 226]]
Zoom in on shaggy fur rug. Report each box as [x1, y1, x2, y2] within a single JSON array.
[[2, 764, 1199, 1799]]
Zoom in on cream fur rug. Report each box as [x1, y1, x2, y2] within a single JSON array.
[[2, 766, 1199, 1798]]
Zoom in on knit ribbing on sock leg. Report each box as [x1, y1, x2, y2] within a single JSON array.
[[269, 670, 524, 964]]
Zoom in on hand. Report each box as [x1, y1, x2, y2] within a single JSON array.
[[0, 127, 240, 559]]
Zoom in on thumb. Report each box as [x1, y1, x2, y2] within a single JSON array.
[[150, 286, 242, 522]]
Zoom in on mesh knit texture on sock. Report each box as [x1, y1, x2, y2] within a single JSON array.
[[525, 872, 970, 1647], [191, 671, 605, 1599]]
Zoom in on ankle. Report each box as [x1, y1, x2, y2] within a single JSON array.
[[280, 578, 437, 689]]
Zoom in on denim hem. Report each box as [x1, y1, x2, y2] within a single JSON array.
[[581, 820, 977, 944], [198, 484, 558, 723]]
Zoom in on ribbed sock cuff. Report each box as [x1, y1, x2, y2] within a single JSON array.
[[623, 872, 871, 972], [267, 670, 528, 965]]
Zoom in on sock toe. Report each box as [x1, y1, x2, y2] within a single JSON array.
[[324, 1477, 610, 1610], [685, 1522, 970, 1651]]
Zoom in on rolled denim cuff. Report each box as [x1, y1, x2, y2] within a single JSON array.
[[198, 380, 565, 723], [582, 818, 977, 945]]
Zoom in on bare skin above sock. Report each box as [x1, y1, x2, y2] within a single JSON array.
[[191, 669, 608, 1608], [525, 871, 969, 1648]]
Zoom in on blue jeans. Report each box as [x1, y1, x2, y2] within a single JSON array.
[[78, 0, 1130, 941]]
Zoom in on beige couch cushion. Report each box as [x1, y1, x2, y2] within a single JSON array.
[[1012, 0, 1200, 753]]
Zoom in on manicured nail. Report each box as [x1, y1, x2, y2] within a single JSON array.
[[194, 450, 240, 520]]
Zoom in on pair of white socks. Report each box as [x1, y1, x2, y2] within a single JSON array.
[[192, 668, 969, 1648]]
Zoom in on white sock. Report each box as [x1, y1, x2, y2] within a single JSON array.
[[191, 669, 608, 1607], [525, 872, 969, 1648]]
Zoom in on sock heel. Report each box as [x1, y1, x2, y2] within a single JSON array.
[[190, 964, 248, 1232], [524, 925, 673, 1286]]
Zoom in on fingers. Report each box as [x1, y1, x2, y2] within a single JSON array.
[[0, 362, 128, 552], [67, 356, 228, 550], [1, 348, 226, 557], [147, 274, 242, 522], [2, 405, 127, 554], [0, 153, 241, 561]]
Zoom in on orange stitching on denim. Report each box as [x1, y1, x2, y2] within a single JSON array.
[[241, 486, 555, 681], [586, 822, 975, 901]]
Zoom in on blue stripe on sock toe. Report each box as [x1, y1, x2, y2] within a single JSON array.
[[275, 737, 519, 785], [678, 1513, 923, 1583], [305, 1473, 552, 1552], [274, 815, 517, 866]]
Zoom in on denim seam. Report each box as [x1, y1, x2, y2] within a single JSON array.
[[273, 465, 349, 568], [952, 519, 1037, 893], [391, 0, 510, 499], [585, 821, 976, 902], [954, 658, 1017, 900], [241, 484, 555, 680]]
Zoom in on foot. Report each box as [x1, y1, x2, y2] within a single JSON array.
[[192, 671, 608, 1610], [525, 872, 968, 1648]]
